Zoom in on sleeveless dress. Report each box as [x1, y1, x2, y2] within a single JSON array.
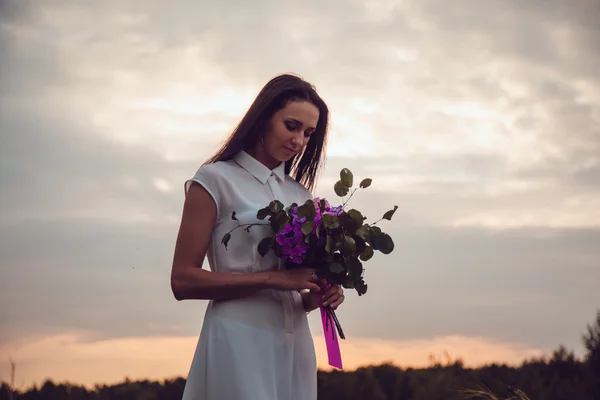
[[181, 150, 317, 400]]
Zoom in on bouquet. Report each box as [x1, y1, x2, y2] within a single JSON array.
[[221, 168, 396, 368]]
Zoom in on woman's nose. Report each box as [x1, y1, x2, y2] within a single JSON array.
[[291, 135, 301, 147]]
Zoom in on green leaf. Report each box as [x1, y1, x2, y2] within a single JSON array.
[[273, 213, 291, 233], [221, 233, 231, 250], [231, 211, 238, 221], [320, 199, 327, 213], [347, 257, 363, 277], [322, 214, 340, 229], [301, 220, 314, 235], [343, 275, 355, 289], [356, 280, 368, 296], [338, 212, 359, 233], [369, 230, 383, 250], [379, 233, 395, 254], [329, 262, 344, 274], [325, 235, 333, 253], [359, 246, 374, 261], [286, 202, 298, 217], [347, 209, 365, 227], [340, 168, 353, 187], [297, 200, 316, 220], [355, 236, 367, 255], [257, 207, 270, 220], [269, 200, 284, 213], [257, 237, 273, 257], [343, 235, 356, 255], [383, 205, 398, 221], [360, 178, 372, 188], [356, 226, 370, 240], [334, 180, 350, 197], [371, 231, 394, 254]]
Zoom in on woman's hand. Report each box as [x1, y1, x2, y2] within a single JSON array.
[[267, 268, 322, 293], [321, 284, 345, 309], [301, 283, 345, 312]]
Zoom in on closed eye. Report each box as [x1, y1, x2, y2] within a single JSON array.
[[285, 120, 300, 131], [286, 118, 315, 138]]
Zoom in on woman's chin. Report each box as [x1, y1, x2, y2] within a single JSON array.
[[274, 151, 296, 163]]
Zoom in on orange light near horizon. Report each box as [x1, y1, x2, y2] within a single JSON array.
[[0, 332, 545, 390]]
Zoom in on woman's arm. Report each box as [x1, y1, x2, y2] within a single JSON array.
[[170, 182, 321, 301], [301, 290, 321, 312]]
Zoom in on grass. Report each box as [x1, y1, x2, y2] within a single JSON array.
[[461, 385, 531, 400]]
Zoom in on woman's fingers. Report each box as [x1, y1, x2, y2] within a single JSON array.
[[322, 285, 344, 308], [300, 269, 320, 291], [330, 291, 345, 309], [301, 268, 317, 280]]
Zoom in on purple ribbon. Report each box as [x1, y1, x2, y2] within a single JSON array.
[[319, 295, 343, 369]]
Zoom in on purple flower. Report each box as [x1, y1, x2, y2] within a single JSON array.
[[273, 197, 344, 265], [328, 205, 344, 216], [274, 207, 309, 263]]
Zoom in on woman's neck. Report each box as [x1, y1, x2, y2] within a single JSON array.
[[248, 145, 280, 170]]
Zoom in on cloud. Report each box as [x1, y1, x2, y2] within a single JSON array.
[[316, 155, 600, 229], [4, 0, 598, 186]]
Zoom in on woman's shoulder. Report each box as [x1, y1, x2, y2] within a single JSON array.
[[192, 159, 237, 180], [185, 159, 237, 194]]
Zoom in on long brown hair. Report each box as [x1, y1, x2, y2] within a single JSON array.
[[204, 73, 329, 192]]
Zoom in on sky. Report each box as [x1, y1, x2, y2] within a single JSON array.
[[1, 0, 600, 390]]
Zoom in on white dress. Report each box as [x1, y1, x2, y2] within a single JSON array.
[[181, 150, 317, 400]]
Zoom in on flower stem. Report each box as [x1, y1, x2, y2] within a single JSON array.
[[227, 222, 270, 235], [329, 307, 345, 339], [342, 188, 358, 209], [371, 218, 384, 226]]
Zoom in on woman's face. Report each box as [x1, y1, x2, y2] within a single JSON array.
[[261, 100, 320, 165]]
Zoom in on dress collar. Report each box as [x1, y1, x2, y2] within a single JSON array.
[[233, 150, 286, 184]]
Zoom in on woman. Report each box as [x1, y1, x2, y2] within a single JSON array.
[[171, 74, 346, 400]]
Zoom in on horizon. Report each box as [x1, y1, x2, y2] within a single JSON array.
[[2, 327, 593, 391], [1, 0, 599, 391]]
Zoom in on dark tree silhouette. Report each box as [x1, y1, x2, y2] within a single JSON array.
[[582, 310, 600, 398]]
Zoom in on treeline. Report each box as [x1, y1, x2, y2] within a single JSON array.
[[2, 311, 599, 400]]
